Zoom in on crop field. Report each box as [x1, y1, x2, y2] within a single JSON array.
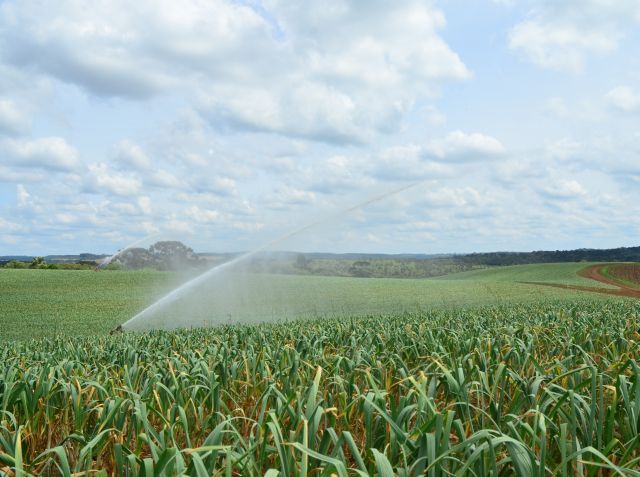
[[1, 262, 640, 476], [601, 264, 640, 290], [2, 301, 640, 475], [0, 262, 619, 340]]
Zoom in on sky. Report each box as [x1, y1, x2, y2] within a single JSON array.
[[0, 0, 639, 255]]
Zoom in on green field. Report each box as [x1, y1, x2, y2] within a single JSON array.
[[1, 262, 640, 475], [0, 262, 619, 340], [2, 300, 640, 475]]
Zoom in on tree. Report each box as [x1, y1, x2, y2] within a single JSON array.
[[148, 241, 201, 270], [5, 260, 27, 269], [349, 260, 371, 278], [114, 248, 157, 269], [29, 257, 46, 269], [295, 253, 311, 270]]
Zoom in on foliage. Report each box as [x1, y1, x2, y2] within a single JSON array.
[[3, 260, 27, 269], [1, 301, 640, 475], [251, 256, 478, 279], [114, 241, 202, 270], [457, 246, 640, 266], [29, 257, 46, 269]]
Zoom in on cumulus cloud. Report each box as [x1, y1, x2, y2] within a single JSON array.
[[509, 22, 616, 71], [266, 187, 317, 210], [86, 163, 141, 196], [303, 155, 372, 193], [0, 217, 24, 233], [137, 196, 152, 215], [201, 0, 470, 143], [606, 86, 640, 113], [0, 137, 80, 171], [185, 205, 222, 224], [147, 169, 184, 189], [113, 140, 152, 170], [0, 0, 470, 144], [0, 0, 273, 98], [16, 184, 31, 206], [369, 132, 504, 181], [0, 165, 46, 183], [541, 179, 587, 199], [508, 1, 640, 71], [425, 131, 505, 161], [420, 186, 487, 209], [371, 145, 452, 181], [0, 98, 30, 135]]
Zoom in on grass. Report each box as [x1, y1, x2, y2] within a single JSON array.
[[0, 269, 176, 340], [438, 262, 617, 287], [0, 263, 620, 339]]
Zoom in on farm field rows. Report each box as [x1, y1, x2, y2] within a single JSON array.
[[0, 263, 621, 339], [2, 262, 639, 475], [1, 301, 640, 475]]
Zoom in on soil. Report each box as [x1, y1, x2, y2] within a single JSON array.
[[521, 263, 640, 299]]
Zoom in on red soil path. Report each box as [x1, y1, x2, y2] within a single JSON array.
[[520, 264, 640, 299]]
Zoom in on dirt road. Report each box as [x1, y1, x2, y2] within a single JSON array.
[[522, 263, 640, 299]]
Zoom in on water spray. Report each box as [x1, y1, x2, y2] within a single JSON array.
[[116, 182, 418, 332], [97, 233, 161, 270]]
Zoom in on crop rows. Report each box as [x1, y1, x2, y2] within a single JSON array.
[[1, 300, 640, 475]]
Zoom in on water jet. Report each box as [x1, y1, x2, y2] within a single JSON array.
[[120, 183, 418, 331]]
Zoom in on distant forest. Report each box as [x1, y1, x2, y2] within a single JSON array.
[[2, 245, 639, 278], [454, 246, 640, 266], [245, 246, 640, 279]]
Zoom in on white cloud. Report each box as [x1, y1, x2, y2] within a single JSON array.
[[86, 163, 141, 196], [148, 169, 184, 189], [420, 186, 486, 209], [509, 21, 616, 71], [185, 205, 222, 224], [0, 137, 80, 171], [541, 179, 587, 199], [369, 132, 504, 181], [114, 140, 152, 170], [508, 1, 640, 71], [425, 131, 505, 161], [606, 86, 640, 113], [0, 165, 46, 183], [189, 176, 238, 196], [304, 155, 372, 193], [137, 196, 152, 215], [371, 144, 452, 181], [424, 106, 447, 126], [0, 98, 30, 135], [0, 0, 272, 98], [16, 184, 30, 206], [266, 187, 317, 210], [0, 217, 24, 233], [0, 0, 470, 144]]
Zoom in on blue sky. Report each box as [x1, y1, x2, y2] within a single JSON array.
[[0, 0, 639, 255]]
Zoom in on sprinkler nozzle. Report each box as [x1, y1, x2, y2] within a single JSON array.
[[110, 324, 124, 335]]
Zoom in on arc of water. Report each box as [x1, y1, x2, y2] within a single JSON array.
[[121, 182, 418, 329]]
